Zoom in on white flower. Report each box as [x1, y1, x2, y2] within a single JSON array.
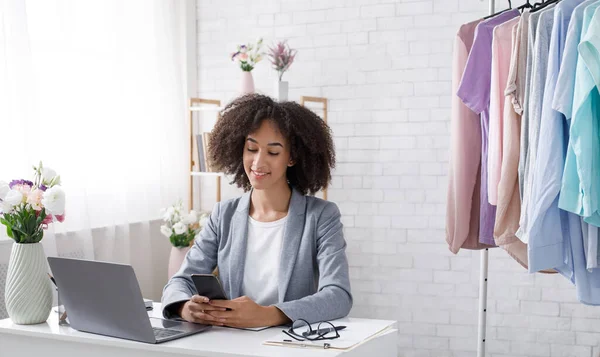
[[4, 190, 23, 207], [41, 186, 66, 215], [42, 167, 57, 183], [160, 225, 172, 238], [182, 210, 198, 225], [164, 206, 175, 221], [0, 181, 9, 200], [173, 222, 187, 235]]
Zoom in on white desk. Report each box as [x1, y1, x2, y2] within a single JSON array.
[[0, 303, 398, 357]]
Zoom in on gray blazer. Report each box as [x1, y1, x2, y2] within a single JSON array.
[[161, 188, 353, 324]]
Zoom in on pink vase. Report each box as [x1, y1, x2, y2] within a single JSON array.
[[168, 246, 191, 280], [240, 71, 255, 94]]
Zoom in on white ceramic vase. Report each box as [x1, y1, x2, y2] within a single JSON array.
[[240, 71, 255, 95], [275, 80, 289, 102], [5, 242, 53, 324], [168, 246, 191, 280]]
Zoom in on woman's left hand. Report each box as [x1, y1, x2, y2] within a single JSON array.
[[208, 296, 289, 328]]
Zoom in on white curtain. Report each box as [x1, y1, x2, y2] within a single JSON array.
[[0, 0, 190, 298]]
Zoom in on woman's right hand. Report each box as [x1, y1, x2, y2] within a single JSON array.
[[178, 295, 227, 326]]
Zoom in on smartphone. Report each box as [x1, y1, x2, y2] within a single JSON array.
[[191, 274, 228, 300]]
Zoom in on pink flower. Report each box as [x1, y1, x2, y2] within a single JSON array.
[[237, 53, 248, 62], [27, 189, 44, 211], [267, 41, 297, 81], [42, 213, 53, 225], [13, 184, 32, 194], [55, 213, 65, 223]]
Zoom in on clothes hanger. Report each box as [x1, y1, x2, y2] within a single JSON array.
[[518, 0, 533, 11], [530, 0, 560, 12]]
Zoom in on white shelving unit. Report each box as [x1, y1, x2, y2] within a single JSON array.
[[189, 98, 223, 210]]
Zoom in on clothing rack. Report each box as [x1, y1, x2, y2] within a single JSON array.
[[477, 2, 493, 356], [476, 0, 561, 355]]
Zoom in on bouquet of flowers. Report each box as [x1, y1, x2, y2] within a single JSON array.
[[267, 40, 297, 81], [0, 162, 66, 243], [231, 38, 264, 72], [160, 201, 209, 248]]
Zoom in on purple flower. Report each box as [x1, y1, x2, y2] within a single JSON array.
[[267, 41, 297, 81], [9, 179, 33, 189], [39, 184, 47, 192]]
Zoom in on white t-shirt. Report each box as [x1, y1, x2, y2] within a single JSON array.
[[241, 215, 286, 306]]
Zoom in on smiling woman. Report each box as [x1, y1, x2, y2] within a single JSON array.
[[243, 121, 293, 193], [161, 94, 352, 328], [208, 94, 335, 196]]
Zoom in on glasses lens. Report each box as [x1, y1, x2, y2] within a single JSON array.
[[316, 321, 337, 338], [291, 319, 311, 336]]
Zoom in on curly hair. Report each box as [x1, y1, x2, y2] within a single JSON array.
[[207, 94, 335, 196]]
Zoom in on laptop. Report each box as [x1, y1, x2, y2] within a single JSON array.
[[47, 257, 211, 343]]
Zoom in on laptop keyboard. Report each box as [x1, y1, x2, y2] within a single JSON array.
[[153, 327, 182, 340]]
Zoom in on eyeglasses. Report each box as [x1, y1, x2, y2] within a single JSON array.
[[282, 319, 341, 342]]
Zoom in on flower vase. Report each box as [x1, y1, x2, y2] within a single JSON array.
[[5, 242, 53, 324], [168, 246, 191, 280], [240, 71, 255, 95], [275, 80, 289, 102]]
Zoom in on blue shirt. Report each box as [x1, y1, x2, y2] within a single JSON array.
[[527, 0, 585, 273], [553, 0, 598, 118], [579, 6, 600, 269], [559, 2, 600, 222], [517, 7, 556, 243], [579, 7, 600, 88], [557, 2, 600, 305]]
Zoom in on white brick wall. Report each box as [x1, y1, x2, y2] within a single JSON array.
[[196, 0, 600, 356]]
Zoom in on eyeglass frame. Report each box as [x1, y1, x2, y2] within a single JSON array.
[[282, 319, 341, 342]]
